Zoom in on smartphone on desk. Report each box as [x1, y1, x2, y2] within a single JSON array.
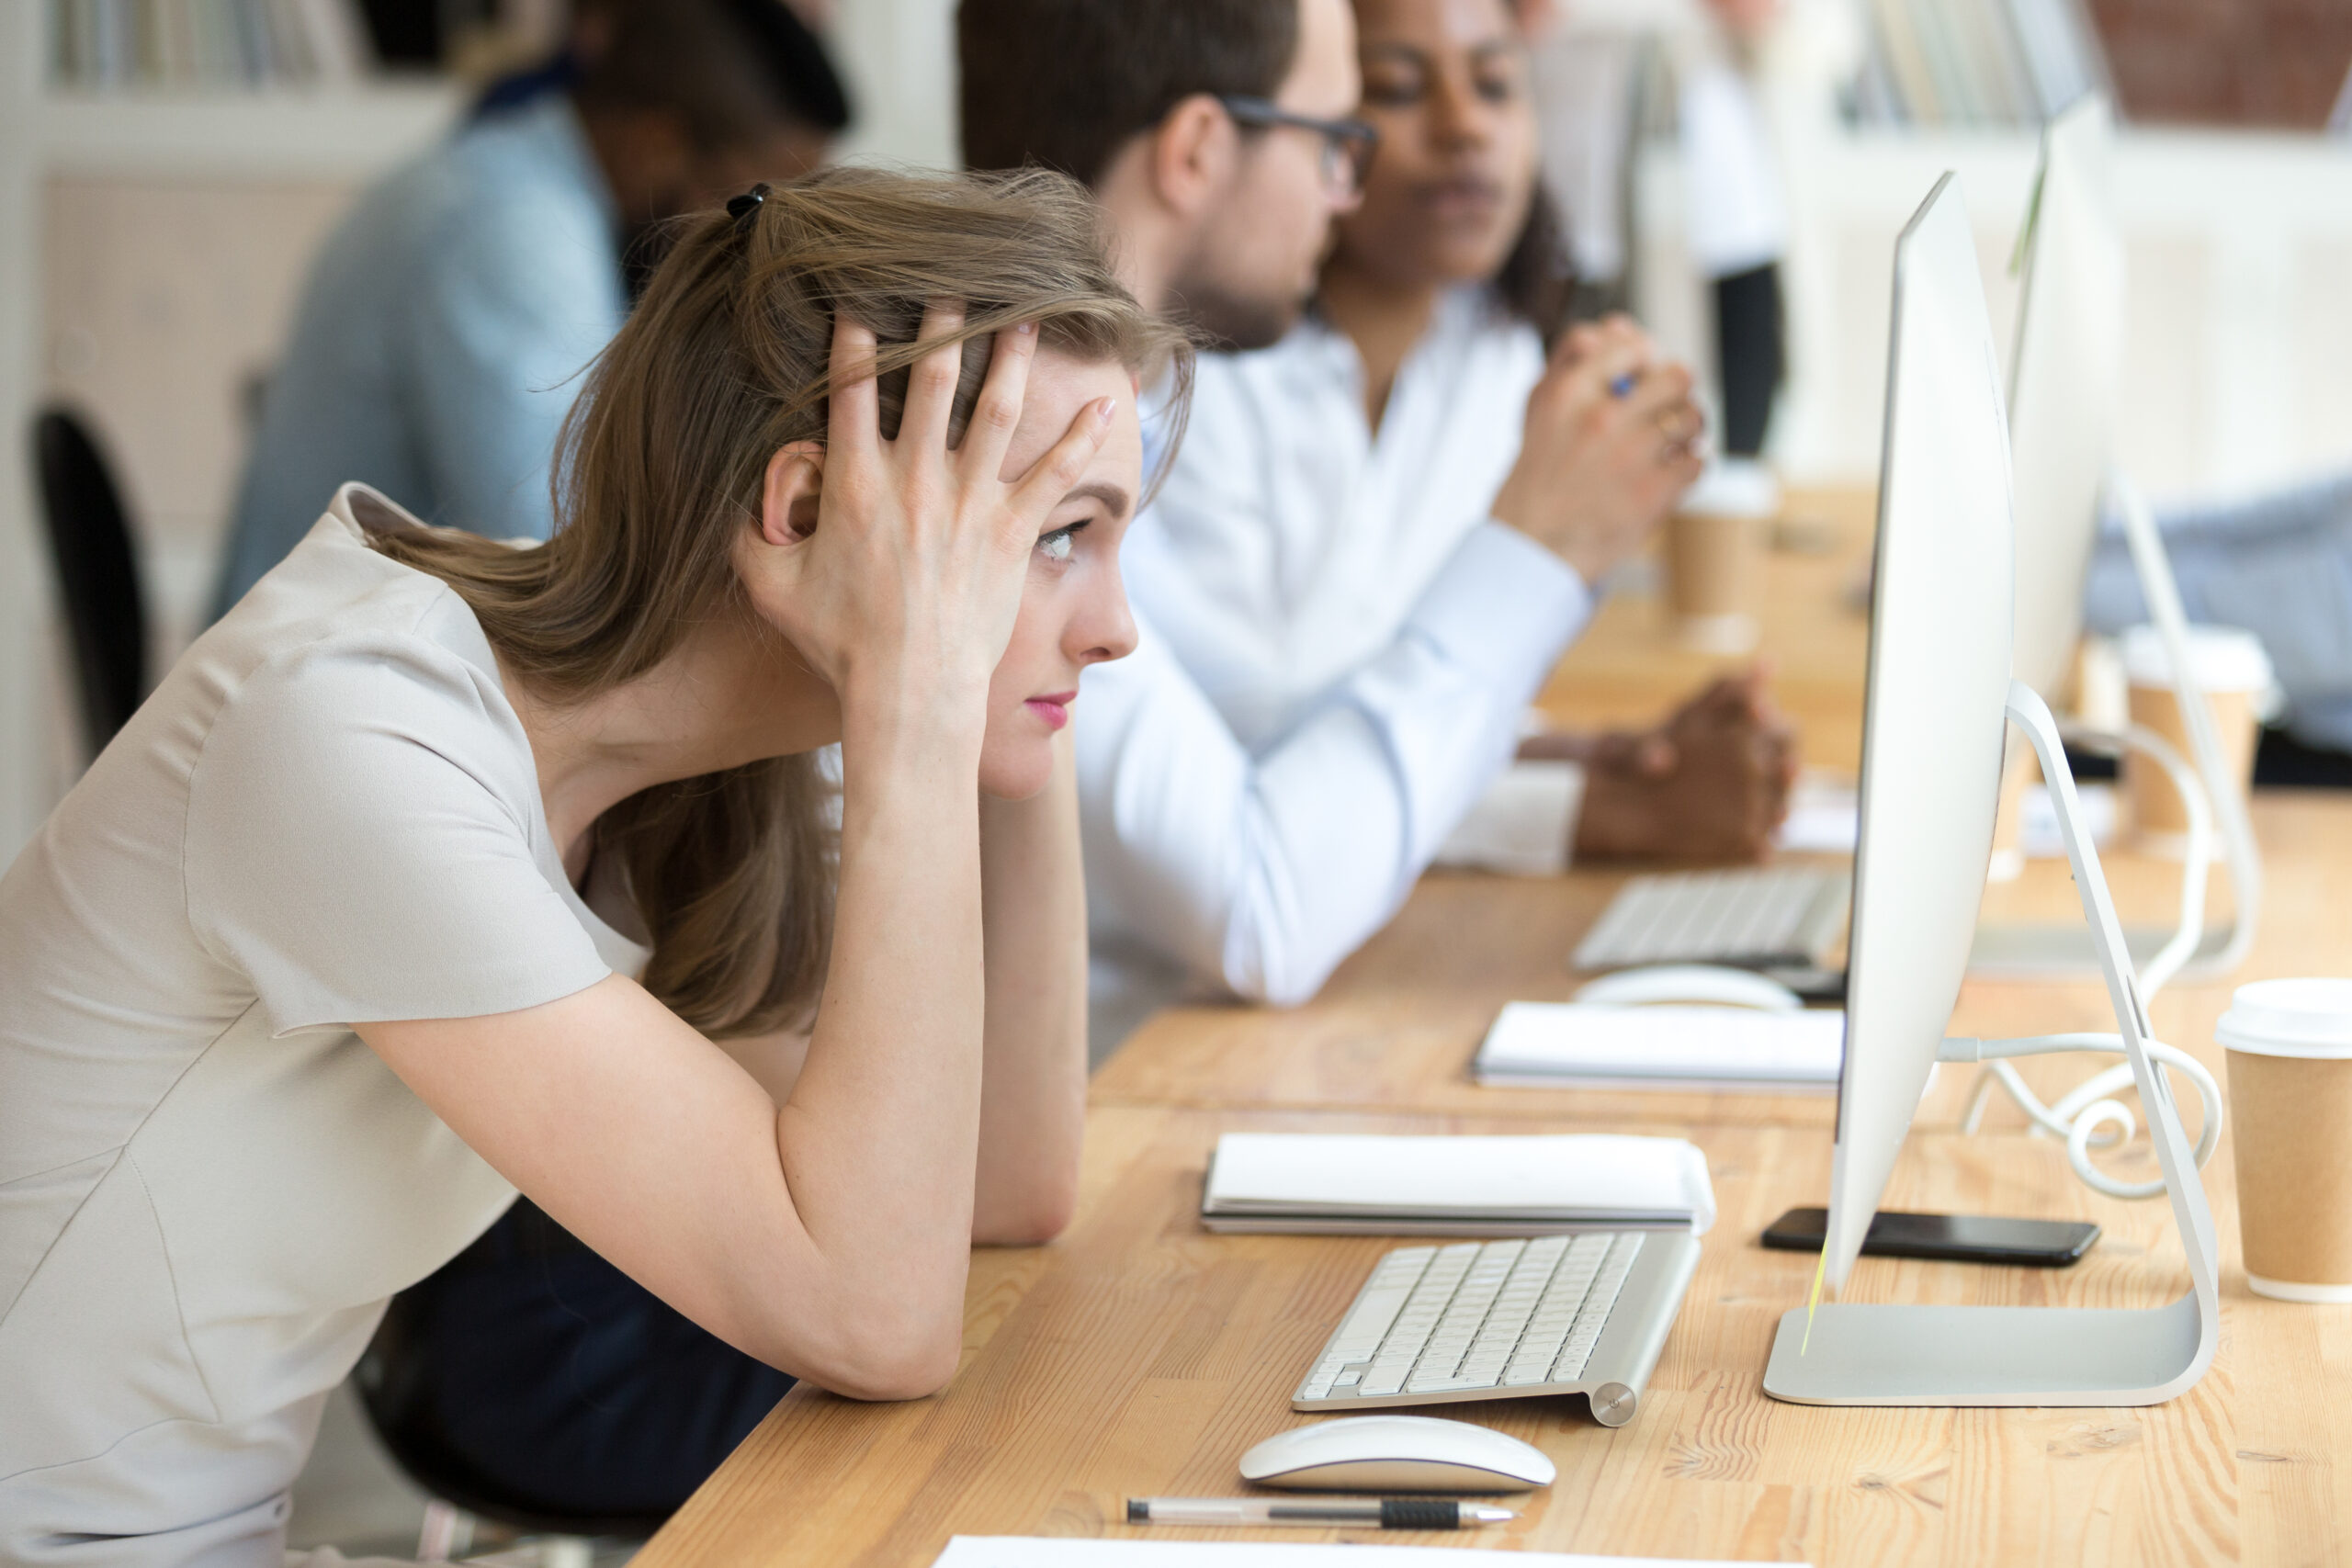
[[1761, 1207, 2098, 1268]]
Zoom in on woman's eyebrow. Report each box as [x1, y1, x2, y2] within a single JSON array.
[[1061, 480, 1133, 522]]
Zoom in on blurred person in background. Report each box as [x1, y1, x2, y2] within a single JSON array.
[[1142, 0, 1796, 912], [2086, 469, 2352, 784], [211, 0, 849, 617], [1524, 0, 1790, 457], [960, 0, 1792, 1057]]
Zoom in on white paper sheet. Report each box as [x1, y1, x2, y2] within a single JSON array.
[[934, 1537, 1790, 1567]]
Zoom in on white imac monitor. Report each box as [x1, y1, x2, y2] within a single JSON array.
[[1762, 173, 2219, 1408], [2007, 94, 2121, 704], [1816, 174, 2015, 1295], [1972, 89, 2256, 982]]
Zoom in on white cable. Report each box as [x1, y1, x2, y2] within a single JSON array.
[[1963, 720, 2211, 1166], [1943, 1032, 2221, 1201], [2109, 467, 2264, 979], [2052, 718, 2211, 998]]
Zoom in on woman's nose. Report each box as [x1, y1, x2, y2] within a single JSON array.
[[1430, 76, 1496, 150], [1073, 566, 1139, 665]]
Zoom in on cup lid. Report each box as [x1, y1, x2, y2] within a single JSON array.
[[2120, 623, 2273, 693], [2217, 977, 2352, 1058], [1678, 458, 1780, 520]]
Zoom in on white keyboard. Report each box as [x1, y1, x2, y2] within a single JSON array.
[[1292, 1234, 1700, 1427], [1573, 867, 1849, 974]]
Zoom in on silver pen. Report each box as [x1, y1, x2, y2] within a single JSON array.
[[1125, 1497, 1515, 1529]]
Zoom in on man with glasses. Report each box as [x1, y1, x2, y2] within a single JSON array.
[[963, 0, 1706, 1055]]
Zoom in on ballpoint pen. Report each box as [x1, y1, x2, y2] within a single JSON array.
[[1125, 1497, 1515, 1530]]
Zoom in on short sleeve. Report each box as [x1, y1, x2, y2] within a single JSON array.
[[184, 633, 612, 1035]]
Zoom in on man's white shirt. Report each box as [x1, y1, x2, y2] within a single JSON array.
[[1078, 288, 1593, 1055]]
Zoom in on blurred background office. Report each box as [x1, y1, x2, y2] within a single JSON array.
[[10, 0, 2352, 849], [4, 0, 2352, 1551]]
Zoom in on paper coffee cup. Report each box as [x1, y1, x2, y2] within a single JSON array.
[[2119, 624, 2271, 857], [2217, 977, 2352, 1303], [1665, 460, 1776, 655]]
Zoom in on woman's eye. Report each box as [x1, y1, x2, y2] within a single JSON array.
[[1038, 527, 1076, 562]]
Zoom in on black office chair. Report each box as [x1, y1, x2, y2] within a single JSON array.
[[358, 1295, 669, 1548], [356, 1204, 675, 1560], [32, 408, 150, 760]]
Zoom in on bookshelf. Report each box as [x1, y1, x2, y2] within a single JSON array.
[[1, 0, 460, 856], [37, 81, 461, 176]]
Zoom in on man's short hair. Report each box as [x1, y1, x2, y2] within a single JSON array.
[[958, 0, 1299, 187], [575, 0, 853, 151]]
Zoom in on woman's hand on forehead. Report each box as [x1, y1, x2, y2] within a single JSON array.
[[734, 306, 1118, 731]]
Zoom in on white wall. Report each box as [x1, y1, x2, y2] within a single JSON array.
[[1636, 128, 2352, 501], [831, 0, 960, 170]]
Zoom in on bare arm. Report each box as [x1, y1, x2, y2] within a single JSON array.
[[698, 737, 1086, 1249], [358, 313, 1113, 1401], [971, 729, 1089, 1244]]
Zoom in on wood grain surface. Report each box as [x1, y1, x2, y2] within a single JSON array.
[[636, 1091, 2346, 1565], [1536, 487, 1877, 773]]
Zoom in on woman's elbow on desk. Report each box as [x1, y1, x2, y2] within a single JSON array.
[[972, 1171, 1080, 1247], [756, 1290, 967, 1403]]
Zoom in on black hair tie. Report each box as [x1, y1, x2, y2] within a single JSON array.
[[727, 184, 771, 226]]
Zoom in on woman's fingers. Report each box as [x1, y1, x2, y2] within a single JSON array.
[[827, 314, 882, 464], [897, 299, 967, 455], [961, 320, 1039, 484], [1621, 361, 1695, 422], [1008, 397, 1116, 527]]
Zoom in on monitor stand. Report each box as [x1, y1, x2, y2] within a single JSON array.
[[1762, 682, 2221, 1406], [1969, 920, 2232, 977]]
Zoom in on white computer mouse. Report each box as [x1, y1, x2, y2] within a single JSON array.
[[1574, 964, 1803, 1012], [1238, 1415, 1555, 1493]]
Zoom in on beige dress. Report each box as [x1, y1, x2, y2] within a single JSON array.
[[0, 486, 648, 1566]]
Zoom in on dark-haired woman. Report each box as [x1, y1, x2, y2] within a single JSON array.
[[0, 169, 1185, 1566], [1140, 0, 1794, 896]]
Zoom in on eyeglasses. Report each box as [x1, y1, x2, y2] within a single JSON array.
[[1216, 95, 1379, 197]]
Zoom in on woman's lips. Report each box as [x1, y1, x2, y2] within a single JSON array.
[[1024, 692, 1077, 730], [1413, 176, 1506, 222]]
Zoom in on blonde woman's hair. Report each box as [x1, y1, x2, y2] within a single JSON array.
[[368, 166, 1192, 1037]]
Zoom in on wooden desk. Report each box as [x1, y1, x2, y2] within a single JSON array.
[[1539, 487, 1876, 773], [639, 792, 2352, 1566], [1091, 795, 2349, 1138], [638, 1100, 2344, 1565], [635, 484, 2352, 1564]]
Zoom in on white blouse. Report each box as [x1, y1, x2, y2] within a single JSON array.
[[1143, 288, 1550, 749], [1077, 289, 1591, 1052]]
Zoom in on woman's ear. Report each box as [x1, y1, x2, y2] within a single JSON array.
[[761, 443, 826, 546]]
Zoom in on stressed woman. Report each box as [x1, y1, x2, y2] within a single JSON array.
[[0, 169, 1184, 1565]]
